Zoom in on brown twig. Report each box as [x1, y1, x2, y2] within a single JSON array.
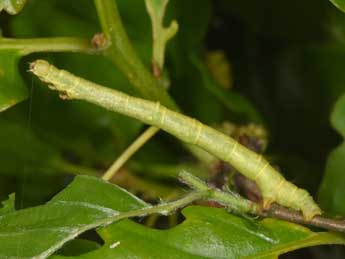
[[262, 204, 345, 233], [236, 172, 345, 232], [180, 171, 345, 233]]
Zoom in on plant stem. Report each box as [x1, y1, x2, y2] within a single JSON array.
[[263, 205, 345, 233], [94, 0, 178, 180], [179, 171, 345, 233], [96, 0, 167, 182], [102, 126, 159, 180], [0, 37, 93, 55], [101, 171, 345, 233], [101, 0, 175, 180], [95, 0, 213, 177], [101, 191, 205, 226], [179, 171, 260, 214], [102, 170, 345, 233], [94, 0, 176, 109], [144, 0, 178, 71]]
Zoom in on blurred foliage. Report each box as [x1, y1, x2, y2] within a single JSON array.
[[206, 50, 233, 89], [319, 93, 345, 215], [0, 0, 27, 15], [0, 50, 28, 111], [330, 0, 345, 13], [0, 193, 14, 215]]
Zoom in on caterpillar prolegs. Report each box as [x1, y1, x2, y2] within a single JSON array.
[[30, 60, 322, 220]]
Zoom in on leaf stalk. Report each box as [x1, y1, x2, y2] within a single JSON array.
[[0, 37, 93, 55]]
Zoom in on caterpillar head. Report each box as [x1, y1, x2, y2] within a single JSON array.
[[29, 60, 51, 83]]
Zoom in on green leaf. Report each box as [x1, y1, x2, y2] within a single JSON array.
[[0, 175, 147, 259], [52, 206, 345, 259], [0, 193, 15, 215], [0, 117, 96, 207], [0, 50, 28, 112], [319, 93, 345, 215], [167, 0, 212, 51], [56, 239, 101, 256], [0, 119, 64, 176], [1, 175, 344, 259], [329, 0, 345, 13], [0, 0, 27, 15]]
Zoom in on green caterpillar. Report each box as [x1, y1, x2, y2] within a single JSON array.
[[30, 59, 322, 220]]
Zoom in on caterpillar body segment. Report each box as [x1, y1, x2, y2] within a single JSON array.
[[30, 60, 322, 220]]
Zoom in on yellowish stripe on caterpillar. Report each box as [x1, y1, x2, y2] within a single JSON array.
[[273, 180, 286, 199], [253, 162, 269, 181], [160, 106, 166, 124], [193, 119, 203, 145], [225, 141, 238, 162], [286, 184, 298, 206]]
